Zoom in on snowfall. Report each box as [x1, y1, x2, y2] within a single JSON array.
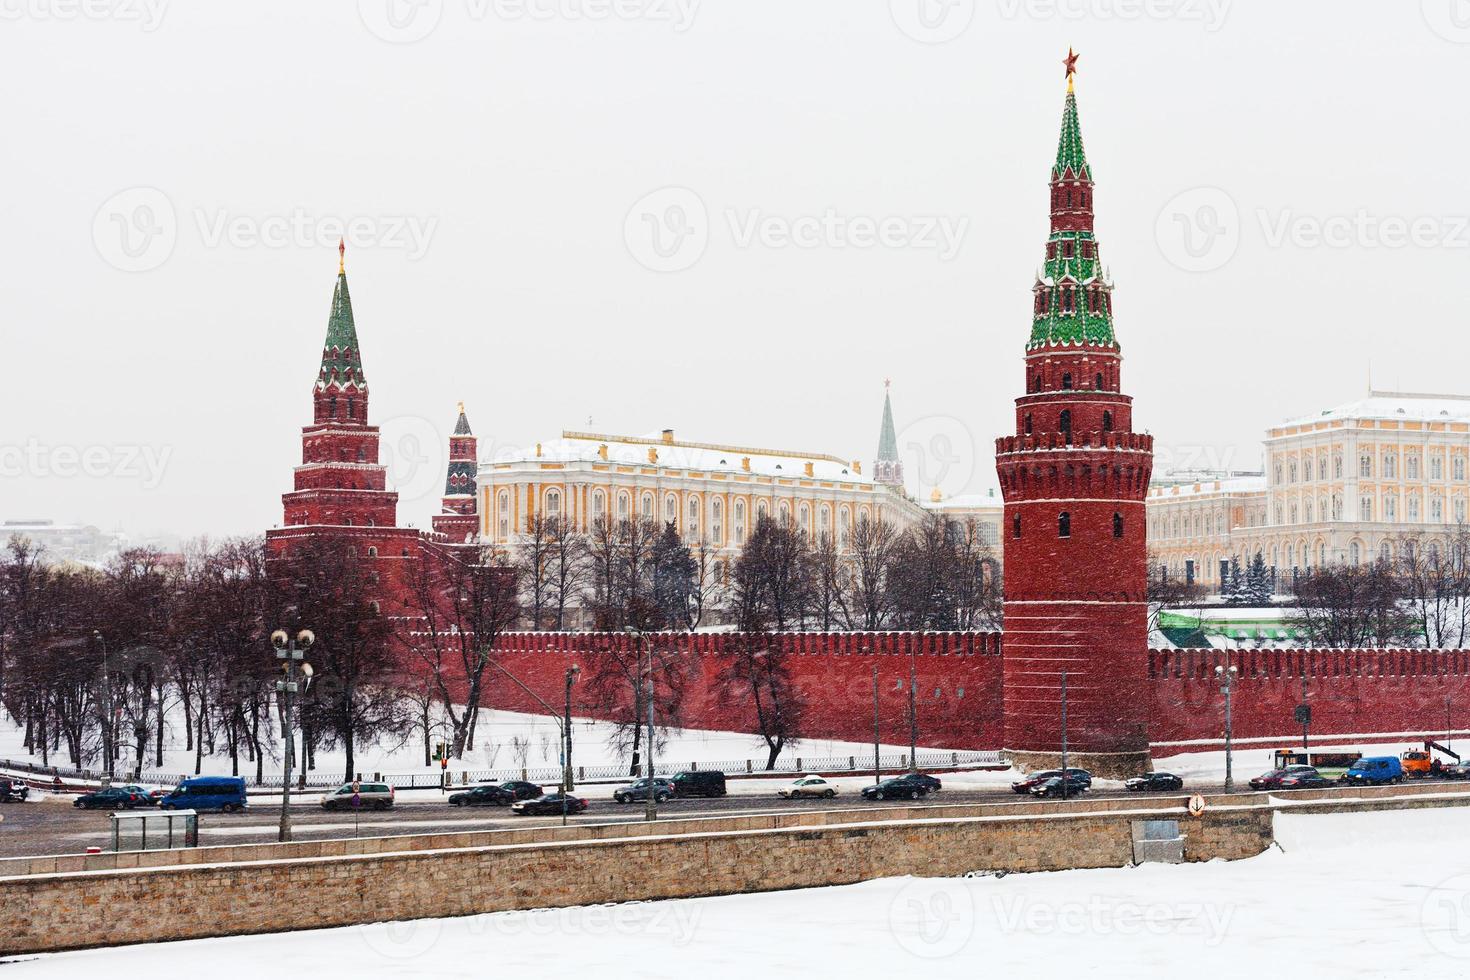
[[2, 806, 1468, 976]]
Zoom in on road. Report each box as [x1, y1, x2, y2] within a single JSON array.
[[0, 782, 1193, 858]]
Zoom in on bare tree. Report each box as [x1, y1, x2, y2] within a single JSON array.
[[849, 513, 898, 630], [1292, 559, 1411, 648]]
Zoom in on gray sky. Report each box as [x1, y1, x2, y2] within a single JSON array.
[[4, 0, 1469, 541]]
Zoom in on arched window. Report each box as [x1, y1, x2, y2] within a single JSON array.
[[1102, 410, 1113, 433], [1113, 512, 1123, 538], [756, 499, 769, 520], [1408, 455, 1420, 480], [1432, 456, 1444, 480], [1058, 511, 1071, 538], [1061, 372, 1073, 390], [641, 493, 653, 518], [1456, 456, 1466, 481], [1360, 497, 1372, 522], [798, 503, 810, 535], [1334, 455, 1343, 479], [1359, 455, 1372, 478], [1024, 413, 1033, 435], [546, 489, 561, 517], [498, 490, 510, 538], [1433, 497, 1444, 523], [1095, 372, 1104, 391], [735, 499, 747, 545], [779, 501, 791, 525], [367, 546, 378, 557], [687, 496, 701, 541], [617, 491, 631, 518], [665, 494, 678, 525], [1012, 514, 1022, 538], [1059, 409, 1072, 440], [592, 490, 606, 516], [1385, 453, 1398, 478], [1385, 494, 1397, 521], [712, 498, 724, 544]]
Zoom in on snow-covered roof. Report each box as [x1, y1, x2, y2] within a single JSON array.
[[925, 491, 1003, 512], [487, 430, 870, 484], [1147, 476, 1265, 501], [1274, 390, 1470, 430]]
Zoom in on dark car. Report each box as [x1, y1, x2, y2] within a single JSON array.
[[118, 784, 162, 807], [1274, 766, 1335, 790], [1125, 772, 1184, 792], [1030, 774, 1089, 799], [1248, 765, 1316, 791], [613, 778, 675, 804], [669, 770, 727, 798], [861, 773, 943, 801], [495, 780, 545, 802], [449, 784, 516, 807], [73, 787, 141, 810], [1444, 762, 1470, 780], [511, 792, 589, 816], [0, 778, 29, 802], [1012, 768, 1091, 794]]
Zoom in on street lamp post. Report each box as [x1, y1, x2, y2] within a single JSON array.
[[872, 662, 881, 785], [271, 628, 314, 843], [1216, 663, 1239, 792], [93, 631, 113, 781], [482, 657, 577, 826], [1060, 670, 1069, 801], [907, 654, 918, 773]]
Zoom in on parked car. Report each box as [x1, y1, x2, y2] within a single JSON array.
[[511, 792, 588, 816], [612, 778, 675, 804], [1125, 772, 1184, 792], [1011, 768, 1091, 794], [861, 773, 942, 801], [1011, 769, 1061, 794], [1248, 765, 1318, 791], [1341, 756, 1405, 786], [669, 770, 727, 798], [320, 782, 394, 811], [492, 780, 545, 802], [1030, 774, 1089, 799], [118, 784, 163, 807], [1443, 761, 1470, 780], [449, 784, 517, 807], [73, 787, 141, 810], [1275, 767, 1335, 790], [0, 778, 29, 802], [158, 776, 248, 813], [778, 775, 837, 799]]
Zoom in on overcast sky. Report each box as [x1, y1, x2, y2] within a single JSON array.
[[4, 1, 1469, 541]]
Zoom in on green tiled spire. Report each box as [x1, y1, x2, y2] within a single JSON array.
[[1027, 79, 1116, 351], [877, 385, 898, 462], [1053, 87, 1091, 181], [316, 241, 367, 392]]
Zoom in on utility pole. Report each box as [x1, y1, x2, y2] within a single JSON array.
[[1301, 669, 1310, 754], [645, 673, 657, 822], [563, 665, 579, 827], [93, 632, 113, 781], [1060, 670, 1068, 801], [271, 629, 314, 844], [872, 662, 881, 785], [1216, 664, 1238, 792], [907, 654, 918, 773]]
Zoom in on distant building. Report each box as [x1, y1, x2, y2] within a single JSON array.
[[1, 520, 122, 565], [1147, 389, 1470, 590]]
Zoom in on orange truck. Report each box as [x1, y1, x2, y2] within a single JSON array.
[[1401, 740, 1460, 778]]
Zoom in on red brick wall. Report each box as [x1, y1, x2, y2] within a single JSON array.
[[476, 631, 1005, 749], [1148, 647, 1470, 745]]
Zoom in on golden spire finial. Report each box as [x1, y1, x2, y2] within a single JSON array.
[[338, 237, 345, 274], [457, 400, 465, 416]]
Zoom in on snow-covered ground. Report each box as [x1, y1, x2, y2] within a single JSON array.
[[0, 707, 968, 785], [7, 807, 1470, 976]]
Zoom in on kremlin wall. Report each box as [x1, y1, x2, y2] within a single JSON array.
[[269, 69, 1470, 773]]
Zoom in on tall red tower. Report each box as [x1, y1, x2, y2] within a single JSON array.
[[995, 58, 1154, 777]]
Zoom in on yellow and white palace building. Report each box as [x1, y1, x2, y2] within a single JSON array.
[[1148, 390, 1470, 589]]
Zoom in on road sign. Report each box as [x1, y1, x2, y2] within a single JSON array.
[[1295, 704, 1312, 725], [1187, 794, 1207, 817]]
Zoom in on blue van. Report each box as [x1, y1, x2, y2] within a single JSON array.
[[1341, 756, 1404, 786], [158, 776, 248, 813]]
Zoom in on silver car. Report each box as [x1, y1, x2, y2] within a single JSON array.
[[320, 782, 394, 811]]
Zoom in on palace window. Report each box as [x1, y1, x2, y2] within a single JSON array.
[[1385, 495, 1397, 521], [1359, 455, 1372, 478], [798, 503, 810, 534], [1456, 456, 1466, 481], [1408, 455, 1421, 479], [1409, 496, 1421, 521], [1289, 461, 1298, 483], [1360, 498, 1372, 522], [546, 489, 561, 516], [641, 493, 653, 518], [665, 494, 678, 525], [617, 491, 630, 518], [712, 499, 724, 544], [1334, 454, 1343, 479], [1384, 453, 1397, 478], [1457, 498, 1467, 524], [1058, 511, 1071, 538], [687, 497, 701, 541], [592, 490, 606, 516], [1432, 456, 1444, 480], [1433, 498, 1444, 523]]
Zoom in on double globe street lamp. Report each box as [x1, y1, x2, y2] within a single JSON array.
[[271, 628, 314, 842]]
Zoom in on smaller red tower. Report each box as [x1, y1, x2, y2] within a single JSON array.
[[432, 403, 480, 543]]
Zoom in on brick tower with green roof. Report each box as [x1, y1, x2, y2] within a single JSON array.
[[432, 402, 480, 543], [274, 241, 405, 533], [995, 55, 1155, 778]]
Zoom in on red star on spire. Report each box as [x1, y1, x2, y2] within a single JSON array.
[[1063, 47, 1080, 82]]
